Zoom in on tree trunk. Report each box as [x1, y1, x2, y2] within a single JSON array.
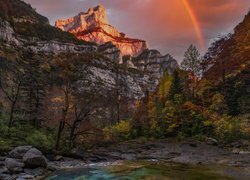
[[55, 87, 69, 150], [8, 101, 16, 130], [55, 121, 64, 150]]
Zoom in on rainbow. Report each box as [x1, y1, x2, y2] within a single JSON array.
[[182, 0, 205, 50]]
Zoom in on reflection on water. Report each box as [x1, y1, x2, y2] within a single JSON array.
[[47, 160, 250, 180]]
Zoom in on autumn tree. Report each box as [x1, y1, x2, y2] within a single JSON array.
[[49, 54, 94, 150], [181, 45, 201, 100], [181, 44, 201, 76], [66, 92, 97, 149]]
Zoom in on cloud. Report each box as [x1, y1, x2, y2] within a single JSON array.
[[23, 0, 250, 61]]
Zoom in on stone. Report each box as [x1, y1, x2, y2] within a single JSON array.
[[0, 167, 8, 174], [0, 160, 5, 167], [0, 174, 15, 180], [239, 151, 250, 155], [0, 156, 6, 161], [55, 155, 63, 161], [232, 148, 240, 154], [9, 146, 32, 159], [230, 140, 250, 148], [24, 168, 44, 176], [5, 158, 24, 173], [205, 137, 218, 146], [70, 148, 85, 159], [46, 163, 59, 171], [17, 174, 35, 180], [23, 148, 47, 168], [45, 154, 56, 161]]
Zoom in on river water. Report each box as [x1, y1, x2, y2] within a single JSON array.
[[46, 160, 250, 180]]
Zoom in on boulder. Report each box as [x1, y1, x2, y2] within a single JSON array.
[[230, 140, 250, 148], [239, 150, 250, 155], [5, 158, 24, 173], [23, 148, 47, 168], [232, 148, 240, 154], [70, 148, 85, 159], [47, 163, 59, 171], [205, 137, 218, 146], [55, 155, 63, 161], [0, 167, 8, 174], [9, 146, 32, 159]]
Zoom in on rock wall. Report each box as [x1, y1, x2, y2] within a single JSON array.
[[133, 49, 179, 79]]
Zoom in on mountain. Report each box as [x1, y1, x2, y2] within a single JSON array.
[[55, 4, 148, 56], [0, 0, 179, 122], [202, 11, 250, 83]]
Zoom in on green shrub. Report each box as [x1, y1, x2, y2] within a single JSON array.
[[25, 130, 54, 152], [0, 137, 12, 152]]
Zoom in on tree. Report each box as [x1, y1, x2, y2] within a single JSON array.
[[0, 58, 24, 130], [202, 35, 229, 73], [51, 58, 75, 150], [21, 50, 47, 128], [181, 45, 201, 100], [223, 77, 245, 116], [168, 70, 183, 103], [49, 55, 94, 150], [66, 92, 96, 149], [181, 44, 201, 76]]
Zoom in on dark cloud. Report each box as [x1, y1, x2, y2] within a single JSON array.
[[24, 0, 250, 61]]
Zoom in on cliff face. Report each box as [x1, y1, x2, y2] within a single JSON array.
[[133, 49, 179, 79], [0, 1, 178, 99], [0, 0, 179, 123], [55, 5, 148, 57], [0, 16, 156, 100]]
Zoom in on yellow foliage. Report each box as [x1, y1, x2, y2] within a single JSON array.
[[103, 120, 132, 142], [158, 72, 172, 99]]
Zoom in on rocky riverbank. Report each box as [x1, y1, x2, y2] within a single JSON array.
[[85, 138, 250, 168], [1, 138, 250, 179]]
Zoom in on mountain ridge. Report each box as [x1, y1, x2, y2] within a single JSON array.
[[55, 4, 148, 56]]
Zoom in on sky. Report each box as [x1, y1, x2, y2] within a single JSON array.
[[23, 0, 250, 61]]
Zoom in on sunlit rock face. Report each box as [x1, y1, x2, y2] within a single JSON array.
[[55, 4, 148, 56]]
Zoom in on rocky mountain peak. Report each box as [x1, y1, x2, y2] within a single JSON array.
[[55, 5, 148, 56]]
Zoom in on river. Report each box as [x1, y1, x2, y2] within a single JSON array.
[[46, 160, 250, 180]]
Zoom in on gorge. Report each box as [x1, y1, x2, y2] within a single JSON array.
[[0, 0, 249, 179]]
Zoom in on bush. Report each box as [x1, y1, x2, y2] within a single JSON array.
[[103, 120, 132, 142], [214, 116, 244, 143], [0, 123, 55, 153], [0, 137, 12, 152], [25, 130, 54, 152]]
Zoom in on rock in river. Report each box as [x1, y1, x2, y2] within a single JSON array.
[[23, 148, 47, 168]]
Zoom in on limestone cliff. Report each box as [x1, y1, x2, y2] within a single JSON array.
[[55, 5, 148, 57], [133, 49, 179, 79]]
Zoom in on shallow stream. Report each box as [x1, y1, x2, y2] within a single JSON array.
[[47, 160, 250, 180]]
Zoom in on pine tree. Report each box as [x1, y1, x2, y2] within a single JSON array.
[[168, 70, 183, 102], [21, 50, 46, 128]]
